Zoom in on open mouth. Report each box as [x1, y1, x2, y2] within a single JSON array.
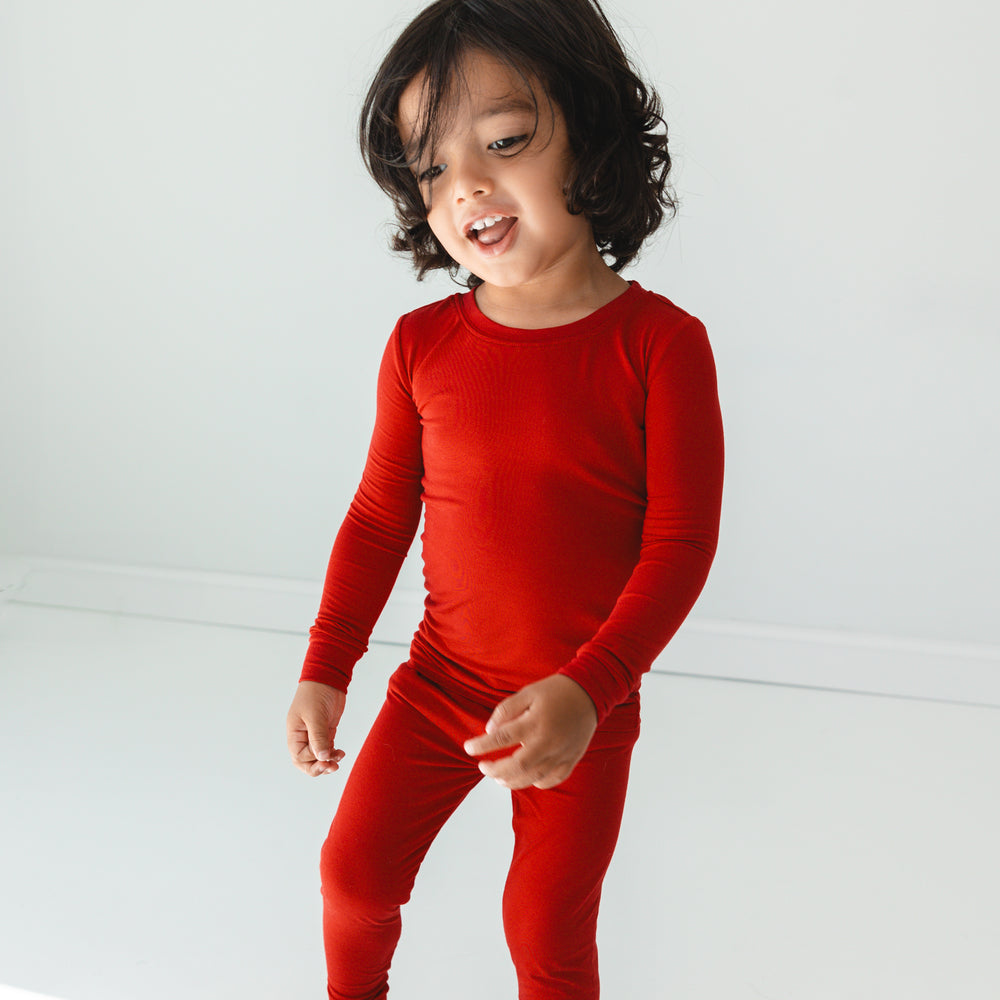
[[467, 215, 518, 246]]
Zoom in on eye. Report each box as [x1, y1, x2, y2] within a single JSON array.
[[489, 135, 528, 153], [418, 164, 445, 184]]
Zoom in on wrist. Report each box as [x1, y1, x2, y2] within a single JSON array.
[[552, 673, 598, 725]]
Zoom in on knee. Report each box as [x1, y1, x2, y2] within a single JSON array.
[[320, 829, 410, 918], [502, 880, 600, 970]]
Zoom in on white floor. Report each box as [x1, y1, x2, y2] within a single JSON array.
[[1, 601, 998, 1000]]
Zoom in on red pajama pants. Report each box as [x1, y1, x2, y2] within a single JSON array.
[[320, 663, 640, 1000]]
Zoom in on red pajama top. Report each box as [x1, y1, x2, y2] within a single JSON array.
[[299, 281, 724, 726]]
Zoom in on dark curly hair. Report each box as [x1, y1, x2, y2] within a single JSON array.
[[359, 0, 677, 288]]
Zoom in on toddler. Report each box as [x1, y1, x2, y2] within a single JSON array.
[[286, 1, 724, 996]]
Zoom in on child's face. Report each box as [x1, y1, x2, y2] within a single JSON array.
[[397, 52, 596, 291]]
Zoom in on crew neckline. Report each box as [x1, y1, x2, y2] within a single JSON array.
[[456, 280, 642, 344]]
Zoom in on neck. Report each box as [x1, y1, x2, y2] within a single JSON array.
[[474, 247, 630, 330]]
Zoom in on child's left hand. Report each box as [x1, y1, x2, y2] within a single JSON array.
[[464, 674, 598, 790]]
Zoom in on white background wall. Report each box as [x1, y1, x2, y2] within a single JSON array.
[[1, 0, 998, 647]]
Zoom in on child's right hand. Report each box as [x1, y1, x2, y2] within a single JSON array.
[[286, 681, 347, 776]]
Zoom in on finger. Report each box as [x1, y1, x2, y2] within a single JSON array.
[[483, 759, 573, 791], [287, 720, 316, 763], [531, 766, 573, 790], [308, 724, 335, 762], [479, 745, 555, 789], [465, 688, 535, 756], [306, 722, 345, 770], [298, 705, 342, 762], [307, 750, 346, 777], [484, 688, 533, 735], [464, 717, 528, 757], [288, 720, 345, 775]]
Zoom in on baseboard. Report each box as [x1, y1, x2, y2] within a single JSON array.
[[661, 618, 1000, 708], [2, 553, 998, 708], [0, 553, 422, 649]]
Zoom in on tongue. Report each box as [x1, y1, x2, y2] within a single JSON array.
[[478, 217, 516, 245]]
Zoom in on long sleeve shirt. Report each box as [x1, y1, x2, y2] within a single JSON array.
[[300, 281, 724, 726]]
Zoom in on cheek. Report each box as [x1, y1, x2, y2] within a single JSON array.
[[532, 157, 575, 214], [425, 208, 466, 256], [424, 208, 448, 242]]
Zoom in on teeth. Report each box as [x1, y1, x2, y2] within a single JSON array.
[[470, 215, 505, 232]]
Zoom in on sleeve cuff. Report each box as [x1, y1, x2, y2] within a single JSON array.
[[298, 639, 356, 693], [558, 649, 636, 727]]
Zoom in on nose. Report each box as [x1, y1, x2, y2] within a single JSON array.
[[450, 150, 493, 203]]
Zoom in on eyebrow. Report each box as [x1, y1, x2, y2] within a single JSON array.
[[402, 95, 537, 163], [479, 95, 536, 118]]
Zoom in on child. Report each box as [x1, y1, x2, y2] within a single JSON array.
[[285, 1, 724, 996]]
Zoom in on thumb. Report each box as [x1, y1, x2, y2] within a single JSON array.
[[306, 713, 337, 762]]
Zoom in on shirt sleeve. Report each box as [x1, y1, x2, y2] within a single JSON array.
[[298, 321, 424, 691], [558, 317, 725, 724]]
